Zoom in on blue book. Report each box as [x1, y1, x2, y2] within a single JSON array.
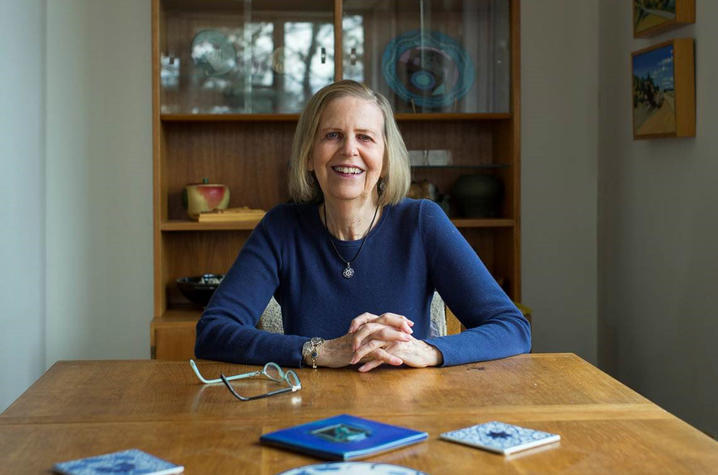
[[53, 448, 183, 475], [440, 421, 560, 455], [260, 414, 428, 461]]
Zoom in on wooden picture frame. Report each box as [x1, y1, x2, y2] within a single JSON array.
[[633, 0, 695, 38], [632, 38, 695, 139]]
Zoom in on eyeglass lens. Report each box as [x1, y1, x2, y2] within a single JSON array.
[[262, 362, 284, 383]]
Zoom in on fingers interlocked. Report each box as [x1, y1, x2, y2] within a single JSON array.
[[348, 312, 414, 369]]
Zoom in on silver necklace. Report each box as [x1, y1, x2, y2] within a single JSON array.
[[323, 203, 380, 279]]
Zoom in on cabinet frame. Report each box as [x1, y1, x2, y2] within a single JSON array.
[[150, 0, 521, 359]]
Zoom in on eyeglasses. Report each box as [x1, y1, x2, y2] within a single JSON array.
[[189, 359, 301, 401]]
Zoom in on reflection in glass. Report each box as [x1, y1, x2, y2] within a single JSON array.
[[161, 2, 335, 115], [343, 15, 364, 83], [191, 30, 238, 77], [281, 22, 335, 113], [342, 0, 510, 114], [161, 54, 180, 90], [383, 29, 475, 110]]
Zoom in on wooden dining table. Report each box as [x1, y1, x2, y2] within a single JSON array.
[[1, 353, 716, 474]]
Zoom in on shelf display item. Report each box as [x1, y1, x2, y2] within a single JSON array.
[[182, 179, 230, 220], [191, 29, 237, 77], [198, 207, 266, 223], [177, 274, 224, 307], [382, 30, 475, 110], [407, 179, 438, 201], [451, 173, 503, 218]]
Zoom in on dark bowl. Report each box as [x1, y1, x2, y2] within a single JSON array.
[[176, 274, 224, 307]]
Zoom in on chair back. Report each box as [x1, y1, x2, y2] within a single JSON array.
[[258, 292, 447, 337]]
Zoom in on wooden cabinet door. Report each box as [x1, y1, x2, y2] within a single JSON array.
[[152, 324, 196, 360]]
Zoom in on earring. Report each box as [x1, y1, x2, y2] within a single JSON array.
[[377, 177, 386, 195]]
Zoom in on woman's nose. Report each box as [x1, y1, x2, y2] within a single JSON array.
[[341, 136, 358, 156]]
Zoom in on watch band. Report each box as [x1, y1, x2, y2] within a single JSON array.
[[303, 337, 324, 369]]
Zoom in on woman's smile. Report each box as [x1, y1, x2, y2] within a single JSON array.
[[332, 165, 364, 176], [309, 96, 385, 205]]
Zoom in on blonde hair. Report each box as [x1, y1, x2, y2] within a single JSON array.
[[288, 80, 410, 205]]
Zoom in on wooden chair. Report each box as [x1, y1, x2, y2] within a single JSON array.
[[258, 292, 448, 337], [257, 296, 530, 337]]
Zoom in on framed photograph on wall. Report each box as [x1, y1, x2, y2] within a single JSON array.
[[631, 38, 695, 139], [633, 0, 695, 38]]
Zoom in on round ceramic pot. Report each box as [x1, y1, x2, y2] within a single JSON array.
[[451, 174, 503, 218], [182, 179, 230, 219]]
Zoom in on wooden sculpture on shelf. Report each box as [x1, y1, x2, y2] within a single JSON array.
[[198, 207, 266, 223]]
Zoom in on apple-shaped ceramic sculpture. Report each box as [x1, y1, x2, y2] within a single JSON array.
[[182, 178, 230, 219]]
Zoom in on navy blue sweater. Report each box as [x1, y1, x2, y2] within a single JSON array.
[[195, 198, 530, 367]]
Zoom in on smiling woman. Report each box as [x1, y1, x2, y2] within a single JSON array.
[[194, 80, 531, 372], [288, 80, 410, 207], [309, 96, 385, 230]]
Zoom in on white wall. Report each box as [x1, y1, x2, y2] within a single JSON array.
[[522, 0, 717, 439], [598, 1, 718, 438], [0, 0, 47, 411], [45, 0, 152, 363], [0, 0, 152, 412], [521, 0, 599, 363]]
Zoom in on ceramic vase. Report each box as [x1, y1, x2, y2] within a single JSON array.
[[451, 174, 503, 218]]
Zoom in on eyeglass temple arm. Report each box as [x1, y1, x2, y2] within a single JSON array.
[[220, 373, 301, 401], [189, 359, 261, 385]]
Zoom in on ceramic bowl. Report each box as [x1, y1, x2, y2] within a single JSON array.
[[176, 274, 224, 307]]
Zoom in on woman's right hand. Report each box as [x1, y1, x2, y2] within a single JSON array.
[[315, 312, 414, 368]]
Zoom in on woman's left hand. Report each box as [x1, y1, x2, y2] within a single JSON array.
[[352, 335, 443, 372]]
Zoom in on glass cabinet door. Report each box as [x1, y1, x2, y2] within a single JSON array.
[[342, 0, 510, 114], [161, 0, 335, 114]]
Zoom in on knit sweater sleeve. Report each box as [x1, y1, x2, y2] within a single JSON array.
[[194, 207, 308, 367], [420, 200, 531, 365]]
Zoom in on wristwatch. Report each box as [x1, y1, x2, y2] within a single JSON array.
[[302, 337, 325, 369]]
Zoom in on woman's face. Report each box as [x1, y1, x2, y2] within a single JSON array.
[[309, 96, 385, 207]]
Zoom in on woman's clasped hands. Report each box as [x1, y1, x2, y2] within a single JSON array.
[[319, 312, 443, 372]]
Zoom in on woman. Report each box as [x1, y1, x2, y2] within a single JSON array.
[[195, 80, 530, 372]]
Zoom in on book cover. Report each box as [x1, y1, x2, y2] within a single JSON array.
[[53, 448, 184, 475], [440, 421, 560, 455], [260, 414, 428, 461]]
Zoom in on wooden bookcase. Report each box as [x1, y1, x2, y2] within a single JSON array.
[[151, 0, 521, 359]]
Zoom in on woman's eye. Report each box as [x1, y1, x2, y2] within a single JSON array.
[[325, 132, 340, 140], [358, 134, 373, 142]]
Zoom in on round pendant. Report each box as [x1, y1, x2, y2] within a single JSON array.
[[342, 265, 355, 279]]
